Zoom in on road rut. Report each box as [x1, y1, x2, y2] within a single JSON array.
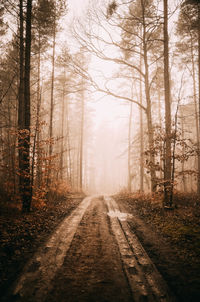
[[9, 195, 175, 302]]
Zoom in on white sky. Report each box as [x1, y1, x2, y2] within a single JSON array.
[[68, 0, 89, 15]]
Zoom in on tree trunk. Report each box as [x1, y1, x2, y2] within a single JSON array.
[[139, 48, 144, 192], [128, 102, 133, 192], [197, 5, 200, 195], [18, 0, 24, 129], [79, 89, 84, 191], [77, 142, 80, 190], [18, 0, 25, 198], [163, 0, 172, 206], [189, 32, 199, 193], [158, 85, 163, 181], [181, 113, 187, 192], [65, 92, 71, 185], [60, 73, 65, 180], [141, 0, 156, 192], [35, 36, 43, 189], [7, 95, 15, 195], [170, 97, 180, 204], [22, 0, 32, 212], [48, 17, 56, 184], [32, 33, 41, 193]]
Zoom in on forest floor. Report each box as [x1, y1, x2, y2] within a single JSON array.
[[115, 192, 200, 302], [0, 192, 199, 302], [0, 193, 83, 298], [1, 195, 174, 302]]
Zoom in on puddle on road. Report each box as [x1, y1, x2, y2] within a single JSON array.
[[104, 196, 132, 221], [107, 210, 132, 221]]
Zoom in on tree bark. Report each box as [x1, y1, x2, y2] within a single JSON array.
[[60, 72, 65, 180], [32, 33, 42, 193], [158, 85, 163, 180], [128, 102, 133, 192], [22, 0, 32, 212], [139, 47, 144, 192], [197, 5, 200, 195], [189, 32, 200, 193], [141, 0, 157, 192], [18, 0, 24, 199], [18, 0, 24, 130], [66, 98, 72, 185], [163, 0, 172, 206], [79, 88, 84, 191], [48, 17, 56, 185], [181, 113, 187, 192]]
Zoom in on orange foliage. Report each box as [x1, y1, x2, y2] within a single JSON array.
[[50, 180, 72, 197]]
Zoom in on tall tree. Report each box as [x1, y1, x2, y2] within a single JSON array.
[[18, 0, 25, 207], [48, 0, 66, 167], [127, 102, 133, 192], [21, 0, 33, 212], [177, 0, 200, 195], [79, 84, 84, 191], [119, 0, 162, 191], [74, 49, 89, 191], [49, 14, 56, 165], [163, 0, 172, 206], [139, 53, 144, 192], [32, 0, 60, 192]]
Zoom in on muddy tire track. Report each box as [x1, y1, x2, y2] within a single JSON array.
[[4, 195, 176, 302], [45, 197, 132, 302]]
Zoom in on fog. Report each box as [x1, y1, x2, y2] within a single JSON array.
[[63, 0, 197, 195], [0, 0, 198, 206], [88, 105, 129, 194]]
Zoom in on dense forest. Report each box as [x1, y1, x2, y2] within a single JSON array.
[[0, 0, 200, 212]]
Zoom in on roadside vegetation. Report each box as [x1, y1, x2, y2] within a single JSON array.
[[0, 190, 84, 297], [115, 191, 200, 301]]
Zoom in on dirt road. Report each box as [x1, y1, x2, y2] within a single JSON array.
[[7, 196, 175, 302]]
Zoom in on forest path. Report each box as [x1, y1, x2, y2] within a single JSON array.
[[11, 196, 174, 302]]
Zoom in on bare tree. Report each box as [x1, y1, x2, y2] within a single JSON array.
[[71, 0, 163, 192]]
